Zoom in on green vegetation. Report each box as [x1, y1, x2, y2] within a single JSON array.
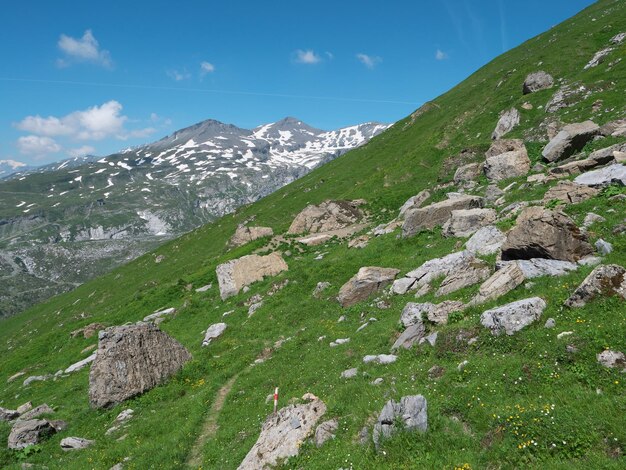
[[1, 0, 625, 468]]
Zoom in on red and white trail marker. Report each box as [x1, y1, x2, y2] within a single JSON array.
[[273, 387, 279, 414]]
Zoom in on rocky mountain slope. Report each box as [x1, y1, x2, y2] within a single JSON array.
[[0, 118, 387, 317], [1, 0, 626, 468]]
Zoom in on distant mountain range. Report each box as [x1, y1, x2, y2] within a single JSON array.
[[0, 117, 388, 316]]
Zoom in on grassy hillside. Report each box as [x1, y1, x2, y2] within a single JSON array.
[[1, 0, 625, 468]]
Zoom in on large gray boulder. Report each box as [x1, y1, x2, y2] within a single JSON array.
[[523, 71, 554, 94], [217, 252, 288, 300], [8, 419, 56, 449], [402, 196, 484, 238], [229, 225, 274, 248], [564, 264, 626, 308], [480, 297, 546, 336], [574, 164, 626, 187], [465, 226, 506, 255], [501, 206, 593, 262], [337, 267, 400, 307], [484, 140, 530, 181], [442, 209, 497, 238], [89, 323, 192, 409], [287, 200, 364, 235], [543, 181, 599, 204], [492, 108, 520, 140], [238, 399, 326, 469], [542, 121, 600, 163], [373, 395, 427, 448]]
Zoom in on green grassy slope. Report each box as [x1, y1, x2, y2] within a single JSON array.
[[1, 0, 626, 468]]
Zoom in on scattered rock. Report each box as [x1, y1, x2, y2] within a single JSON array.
[[454, 163, 484, 185], [574, 164, 626, 187], [237, 399, 326, 470], [7, 371, 26, 383], [595, 239, 613, 255], [89, 323, 192, 408], [216, 252, 288, 300], [492, 108, 520, 140], [65, 352, 97, 374], [400, 302, 431, 327], [583, 213, 606, 228], [546, 85, 583, 114], [8, 419, 56, 449], [497, 258, 578, 279], [330, 338, 350, 347], [348, 235, 370, 249], [484, 140, 531, 181], [143, 307, 176, 323], [419, 332, 438, 347], [391, 323, 425, 351], [501, 206, 593, 262], [402, 196, 484, 238], [465, 226, 506, 255], [544, 318, 556, 329], [195, 284, 212, 293], [202, 323, 227, 347], [341, 368, 358, 379], [17, 404, 54, 422], [426, 301, 466, 325], [436, 257, 490, 296], [542, 121, 600, 163], [312, 281, 331, 298], [363, 354, 398, 365], [480, 297, 546, 336], [597, 350, 626, 371], [543, 181, 599, 204], [523, 71, 554, 94], [287, 200, 364, 235], [372, 395, 427, 448], [70, 323, 106, 339], [398, 190, 431, 219], [0, 407, 19, 422], [229, 225, 274, 248], [443, 208, 497, 238], [470, 263, 526, 305], [584, 47, 614, 70], [60, 436, 95, 451], [610, 32, 626, 45], [564, 264, 626, 308], [314, 419, 339, 447], [457, 360, 469, 372], [337, 267, 400, 307]]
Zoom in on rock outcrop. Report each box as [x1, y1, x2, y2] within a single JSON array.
[[453, 163, 483, 185], [573, 164, 626, 187], [8, 419, 57, 449], [402, 196, 484, 238], [337, 267, 400, 307], [501, 206, 593, 262], [564, 264, 626, 308], [470, 263, 526, 305], [372, 395, 428, 448], [484, 139, 531, 181], [542, 121, 600, 163], [543, 181, 599, 204], [480, 297, 546, 336], [229, 225, 274, 247], [238, 398, 326, 469], [287, 200, 364, 235], [442, 209, 497, 238], [523, 71, 554, 94], [217, 252, 288, 300], [436, 257, 490, 296], [492, 108, 520, 140], [398, 190, 431, 219], [465, 226, 506, 255], [89, 323, 192, 409]]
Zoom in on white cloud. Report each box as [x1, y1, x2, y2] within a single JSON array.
[[294, 49, 322, 64], [0, 159, 27, 169], [435, 49, 449, 60], [68, 145, 96, 158], [167, 69, 191, 81], [17, 136, 62, 158], [57, 30, 112, 68], [356, 53, 382, 69], [200, 61, 215, 74]]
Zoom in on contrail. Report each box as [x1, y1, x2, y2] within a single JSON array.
[[0, 77, 420, 106]]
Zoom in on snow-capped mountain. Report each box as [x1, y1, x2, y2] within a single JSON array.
[[0, 117, 389, 316]]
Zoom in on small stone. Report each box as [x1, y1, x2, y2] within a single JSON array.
[[363, 354, 398, 365], [202, 323, 227, 347], [341, 368, 358, 379], [557, 331, 574, 339], [314, 419, 339, 447], [544, 318, 556, 329], [371, 378, 384, 385], [428, 365, 445, 379], [330, 338, 350, 347], [595, 239, 613, 255], [60, 436, 95, 451], [597, 350, 626, 371], [457, 360, 469, 372]]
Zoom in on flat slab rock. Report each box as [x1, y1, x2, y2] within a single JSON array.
[[470, 263, 526, 306], [202, 322, 227, 347], [238, 399, 326, 469], [496, 258, 578, 279], [60, 436, 95, 451], [373, 395, 427, 448], [574, 164, 626, 187], [337, 266, 400, 307], [542, 121, 600, 163], [363, 354, 398, 365], [565, 264, 626, 308], [216, 252, 288, 300], [89, 323, 192, 409], [543, 181, 599, 204], [465, 226, 506, 256], [480, 297, 546, 336]]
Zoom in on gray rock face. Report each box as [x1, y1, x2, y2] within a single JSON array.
[[436, 257, 491, 296], [480, 297, 546, 336], [442, 209, 497, 238], [523, 71, 554, 94], [497, 258, 578, 279], [492, 108, 520, 140], [574, 164, 626, 187], [484, 140, 531, 181], [238, 399, 326, 470], [543, 181, 599, 204], [542, 121, 600, 163], [454, 163, 483, 185], [400, 302, 431, 327], [60, 436, 95, 451], [8, 419, 56, 449], [402, 196, 484, 238], [391, 323, 425, 351], [597, 350, 626, 371], [470, 263, 526, 305], [229, 225, 274, 248], [398, 190, 431, 219], [287, 200, 364, 235], [314, 419, 338, 447], [584, 47, 614, 69], [501, 206, 593, 262], [216, 252, 288, 300], [373, 395, 427, 448], [337, 267, 400, 307], [89, 323, 192, 409], [202, 323, 227, 347], [465, 226, 506, 255], [564, 264, 626, 308]]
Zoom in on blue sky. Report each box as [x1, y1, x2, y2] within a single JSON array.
[[0, 0, 596, 166]]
